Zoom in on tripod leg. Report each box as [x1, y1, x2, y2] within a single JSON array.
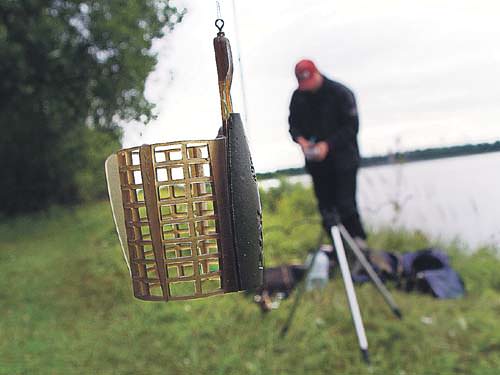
[[280, 250, 319, 337], [279, 278, 306, 338], [331, 225, 370, 364], [338, 225, 402, 319]]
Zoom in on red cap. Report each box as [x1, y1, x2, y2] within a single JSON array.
[[295, 59, 322, 91]]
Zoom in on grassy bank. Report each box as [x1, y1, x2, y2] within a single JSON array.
[[0, 184, 499, 374]]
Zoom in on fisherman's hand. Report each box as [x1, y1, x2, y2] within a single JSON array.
[[296, 136, 312, 153], [314, 141, 329, 161]]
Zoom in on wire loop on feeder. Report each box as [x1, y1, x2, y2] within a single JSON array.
[[215, 18, 224, 33]]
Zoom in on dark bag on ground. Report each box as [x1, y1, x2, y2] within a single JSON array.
[[258, 265, 306, 297], [253, 265, 306, 312], [351, 249, 402, 284], [402, 248, 465, 299], [353, 247, 465, 299]]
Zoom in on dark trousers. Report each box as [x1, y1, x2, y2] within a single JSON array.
[[307, 162, 366, 240]]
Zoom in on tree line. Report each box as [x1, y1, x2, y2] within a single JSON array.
[[0, 1, 184, 216]]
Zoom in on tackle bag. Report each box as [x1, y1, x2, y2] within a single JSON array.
[[253, 265, 306, 313], [402, 248, 465, 299], [352, 247, 465, 299]]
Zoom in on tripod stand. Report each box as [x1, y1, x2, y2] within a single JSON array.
[[280, 211, 402, 364]]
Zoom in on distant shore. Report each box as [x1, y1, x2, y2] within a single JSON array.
[[257, 141, 500, 180]]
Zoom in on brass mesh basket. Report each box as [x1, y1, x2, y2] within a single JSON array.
[[106, 115, 263, 301]]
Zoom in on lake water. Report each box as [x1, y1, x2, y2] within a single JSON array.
[[259, 152, 500, 250]]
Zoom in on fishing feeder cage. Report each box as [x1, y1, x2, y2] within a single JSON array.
[[105, 19, 263, 302]]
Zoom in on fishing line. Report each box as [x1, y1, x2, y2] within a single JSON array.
[[231, 0, 249, 124], [215, 0, 222, 19]]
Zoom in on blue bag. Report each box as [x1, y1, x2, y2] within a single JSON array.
[[403, 248, 465, 299]]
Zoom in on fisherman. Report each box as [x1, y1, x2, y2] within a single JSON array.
[[288, 59, 367, 248]]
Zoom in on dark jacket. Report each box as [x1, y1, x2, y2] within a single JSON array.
[[288, 77, 360, 170]]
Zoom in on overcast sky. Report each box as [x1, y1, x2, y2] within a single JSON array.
[[122, 0, 500, 172]]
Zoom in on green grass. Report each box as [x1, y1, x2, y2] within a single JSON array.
[[0, 184, 499, 374]]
